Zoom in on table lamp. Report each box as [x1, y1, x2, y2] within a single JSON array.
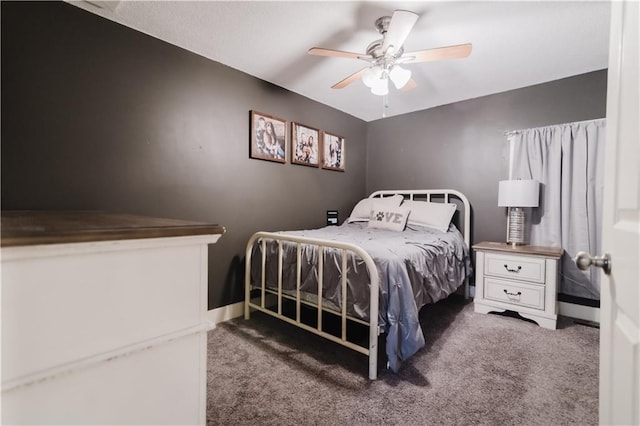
[[498, 180, 539, 246]]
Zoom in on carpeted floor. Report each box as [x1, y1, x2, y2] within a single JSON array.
[[206, 297, 599, 425]]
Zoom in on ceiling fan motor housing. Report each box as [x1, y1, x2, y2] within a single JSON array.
[[369, 15, 405, 61], [367, 39, 404, 66]]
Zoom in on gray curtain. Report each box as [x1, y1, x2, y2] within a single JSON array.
[[509, 119, 606, 300]]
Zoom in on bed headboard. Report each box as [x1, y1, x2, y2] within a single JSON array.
[[368, 189, 471, 249]]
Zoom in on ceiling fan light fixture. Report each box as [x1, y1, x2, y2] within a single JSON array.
[[362, 66, 382, 88], [362, 65, 389, 96], [389, 65, 411, 89], [370, 77, 389, 96]]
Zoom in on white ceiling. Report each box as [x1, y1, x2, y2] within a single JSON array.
[[69, 1, 611, 122]]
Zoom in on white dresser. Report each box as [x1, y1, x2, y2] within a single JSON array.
[[1, 211, 224, 425], [473, 241, 563, 330]]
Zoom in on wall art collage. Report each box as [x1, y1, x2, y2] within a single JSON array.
[[249, 110, 345, 171]]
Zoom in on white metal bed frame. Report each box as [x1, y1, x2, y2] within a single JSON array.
[[244, 189, 471, 380]]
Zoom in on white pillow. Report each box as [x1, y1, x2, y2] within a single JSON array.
[[368, 206, 410, 231], [404, 200, 457, 232], [347, 194, 403, 223]]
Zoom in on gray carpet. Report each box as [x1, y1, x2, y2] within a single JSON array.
[[206, 297, 598, 425]]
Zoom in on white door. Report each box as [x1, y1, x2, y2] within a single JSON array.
[[598, 1, 639, 424]]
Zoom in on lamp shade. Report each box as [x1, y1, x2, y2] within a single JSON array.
[[498, 180, 539, 207], [370, 77, 389, 96], [362, 66, 389, 95], [362, 66, 382, 88], [389, 65, 412, 89]]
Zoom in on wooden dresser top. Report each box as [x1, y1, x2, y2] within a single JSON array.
[[1, 211, 225, 247], [472, 241, 563, 258]]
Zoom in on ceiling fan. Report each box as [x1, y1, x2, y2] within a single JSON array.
[[308, 10, 472, 96]]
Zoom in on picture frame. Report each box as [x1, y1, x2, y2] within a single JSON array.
[[321, 131, 345, 172], [291, 122, 320, 167], [250, 110, 287, 163]]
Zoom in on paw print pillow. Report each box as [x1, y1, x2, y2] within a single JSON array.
[[346, 194, 403, 223], [367, 205, 410, 231]]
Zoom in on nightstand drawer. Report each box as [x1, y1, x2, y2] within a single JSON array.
[[484, 278, 545, 310], [484, 252, 546, 284]]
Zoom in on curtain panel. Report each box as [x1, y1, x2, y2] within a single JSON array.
[[509, 119, 606, 300]]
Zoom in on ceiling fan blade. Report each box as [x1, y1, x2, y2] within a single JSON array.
[[331, 68, 368, 89], [400, 78, 417, 92], [308, 47, 365, 60], [382, 10, 419, 55], [402, 43, 473, 63]]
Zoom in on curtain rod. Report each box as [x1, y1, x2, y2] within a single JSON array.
[[503, 117, 606, 136]]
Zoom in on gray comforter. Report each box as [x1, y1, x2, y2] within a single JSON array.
[[249, 222, 472, 372]]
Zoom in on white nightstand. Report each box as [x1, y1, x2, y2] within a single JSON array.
[[473, 241, 563, 330]]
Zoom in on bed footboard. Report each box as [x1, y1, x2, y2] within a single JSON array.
[[244, 232, 381, 380]]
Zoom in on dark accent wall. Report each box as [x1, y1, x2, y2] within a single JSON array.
[[366, 70, 608, 245], [1, 2, 368, 309]]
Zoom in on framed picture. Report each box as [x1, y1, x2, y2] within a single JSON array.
[[321, 131, 345, 171], [291, 122, 320, 167], [250, 110, 287, 163]]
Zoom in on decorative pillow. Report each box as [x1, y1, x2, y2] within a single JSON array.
[[347, 194, 403, 223], [367, 206, 410, 231], [404, 200, 457, 232]]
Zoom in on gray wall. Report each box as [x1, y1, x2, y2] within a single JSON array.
[[366, 70, 608, 245], [0, 2, 367, 309]]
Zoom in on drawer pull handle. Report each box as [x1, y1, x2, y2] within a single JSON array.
[[504, 289, 522, 297], [504, 264, 522, 273]]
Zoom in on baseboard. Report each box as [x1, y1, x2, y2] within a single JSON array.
[[558, 301, 600, 323], [208, 293, 598, 326], [206, 295, 278, 326], [206, 301, 245, 325]]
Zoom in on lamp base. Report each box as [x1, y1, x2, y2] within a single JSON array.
[[506, 207, 526, 245]]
